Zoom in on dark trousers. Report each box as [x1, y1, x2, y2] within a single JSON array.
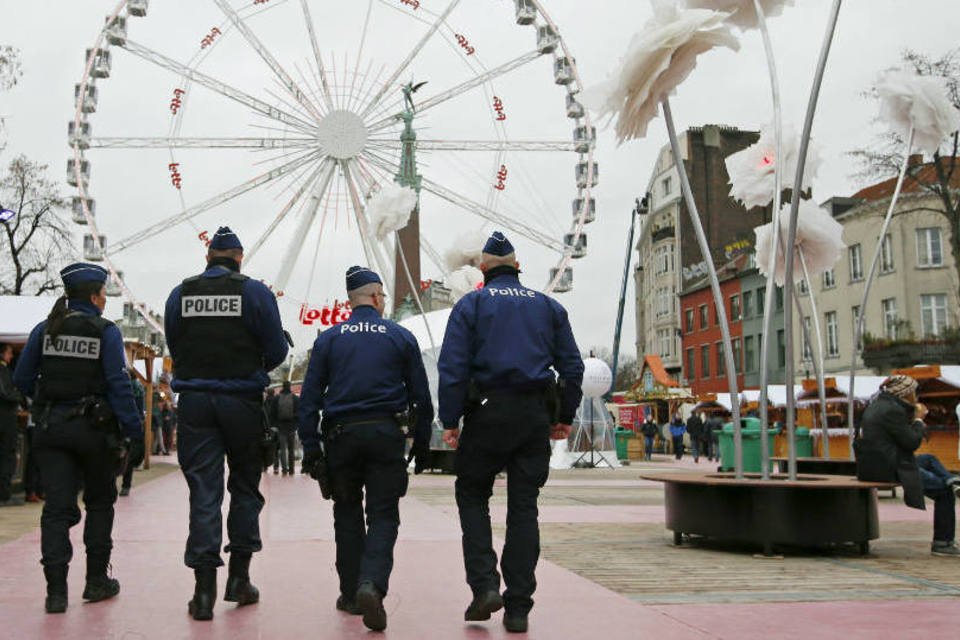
[[177, 392, 264, 569], [121, 439, 145, 489], [0, 411, 18, 500], [672, 436, 684, 459], [327, 420, 408, 598], [24, 427, 42, 495], [455, 393, 550, 616], [33, 414, 117, 568], [917, 454, 957, 542], [273, 425, 297, 473], [643, 436, 654, 460]]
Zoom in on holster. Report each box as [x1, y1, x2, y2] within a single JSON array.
[[260, 405, 278, 471]]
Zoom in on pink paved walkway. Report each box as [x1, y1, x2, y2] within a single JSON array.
[[0, 468, 958, 639]]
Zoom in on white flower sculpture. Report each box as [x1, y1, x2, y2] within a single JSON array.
[[683, 0, 793, 30], [367, 183, 418, 240], [443, 229, 487, 271], [585, 0, 739, 142], [875, 69, 960, 155], [725, 123, 822, 209], [446, 265, 484, 301], [754, 201, 844, 286]]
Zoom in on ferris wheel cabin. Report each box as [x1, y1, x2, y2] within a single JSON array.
[[554, 57, 575, 85], [105, 15, 128, 46], [72, 197, 95, 225], [574, 125, 596, 153], [514, 0, 536, 25], [536, 25, 559, 54], [105, 271, 122, 297], [564, 233, 587, 259], [127, 0, 149, 18], [576, 161, 598, 189], [66, 159, 90, 188], [566, 93, 584, 119], [551, 267, 573, 293], [83, 234, 107, 262], [573, 198, 596, 224], [74, 84, 98, 113], [86, 48, 112, 79], [68, 121, 91, 150]]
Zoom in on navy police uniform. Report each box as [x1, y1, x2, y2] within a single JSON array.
[[298, 266, 433, 629], [438, 232, 583, 627], [163, 226, 288, 619], [13, 263, 142, 612]]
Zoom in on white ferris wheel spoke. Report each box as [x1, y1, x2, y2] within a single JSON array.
[[245, 157, 335, 265], [119, 39, 316, 134], [272, 160, 339, 291], [366, 51, 542, 132], [362, 151, 563, 253], [366, 139, 579, 153], [298, 0, 335, 112], [341, 160, 395, 297], [360, 0, 463, 119], [213, 0, 325, 122], [106, 148, 324, 256], [420, 236, 448, 275], [346, 0, 375, 113], [88, 137, 316, 149]]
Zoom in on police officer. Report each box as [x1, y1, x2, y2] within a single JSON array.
[[164, 226, 288, 620], [12, 263, 142, 613], [438, 232, 584, 633], [299, 266, 433, 632]]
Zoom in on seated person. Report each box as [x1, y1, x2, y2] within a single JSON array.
[[857, 375, 960, 557]]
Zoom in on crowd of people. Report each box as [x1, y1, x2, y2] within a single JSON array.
[[638, 411, 724, 462]]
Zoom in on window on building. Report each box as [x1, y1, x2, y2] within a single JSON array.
[[716, 342, 726, 376], [822, 268, 835, 289], [756, 288, 765, 315], [775, 287, 784, 311], [881, 298, 898, 340], [657, 328, 673, 358], [654, 243, 675, 275], [685, 308, 695, 334], [826, 311, 839, 357], [777, 330, 785, 368], [701, 344, 710, 378], [921, 294, 949, 337], [744, 335, 756, 372], [802, 316, 813, 361], [880, 234, 895, 273], [917, 228, 943, 267], [714, 302, 720, 326], [699, 304, 708, 330], [852, 305, 863, 350], [743, 290, 754, 319], [656, 287, 672, 318], [662, 176, 672, 196], [730, 294, 741, 321], [798, 278, 809, 294], [686, 348, 696, 381], [732, 338, 742, 374], [849, 244, 863, 281]]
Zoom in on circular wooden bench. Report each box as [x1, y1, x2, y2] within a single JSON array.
[[640, 471, 899, 556]]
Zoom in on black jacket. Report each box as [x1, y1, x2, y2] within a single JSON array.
[[0, 362, 22, 415], [857, 392, 925, 510], [686, 415, 704, 439], [640, 420, 659, 438]]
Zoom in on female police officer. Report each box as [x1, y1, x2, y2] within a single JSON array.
[[13, 263, 142, 614]]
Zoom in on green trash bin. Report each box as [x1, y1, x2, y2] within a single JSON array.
[[794, 427, 813, 458], [614, 428, 634, 462], [718, 418, 779, 473]]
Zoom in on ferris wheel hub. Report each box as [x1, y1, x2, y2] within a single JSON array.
[[316, 109, 368, 160]]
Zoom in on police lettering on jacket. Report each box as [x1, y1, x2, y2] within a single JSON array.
[[182, 295, 242, 317], [487, 286, 536, 298], [340, 321, 387, 335], [42, 335, 101, 359]]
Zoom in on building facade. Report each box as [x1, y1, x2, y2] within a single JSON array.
[[794, 188, 959, 375], [738, 266, 786, 388], [635, 125, 762, 376]]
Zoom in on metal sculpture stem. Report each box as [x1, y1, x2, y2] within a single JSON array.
[[847, 126, 916, 456], [782, 0, 843, 480], [753, 0, 783, 479], [798, 250, 831, 456], [662, 97, 744, 478]]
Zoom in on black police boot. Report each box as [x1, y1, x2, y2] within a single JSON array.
[[224, 553, 259, 606], [503, 612, 529, 633], [336, 594, 362, 615], [356, 581, 387, 631], [464, 590, 504, 621], [83, 555, 120, 602], [188, 567, 217, 621], [44, 565, 68, 614]]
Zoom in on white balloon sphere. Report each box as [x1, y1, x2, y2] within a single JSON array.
[[581, 358, 613, 398]]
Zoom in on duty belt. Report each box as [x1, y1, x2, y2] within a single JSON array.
[[323, 413, 403, 442]]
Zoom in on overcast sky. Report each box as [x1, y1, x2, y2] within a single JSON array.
[[1, 0, 957, 359]]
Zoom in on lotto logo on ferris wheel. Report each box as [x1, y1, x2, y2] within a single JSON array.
[[68, 0, 597, 330]]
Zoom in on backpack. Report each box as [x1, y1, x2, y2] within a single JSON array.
[[277, 393, 296, 421]]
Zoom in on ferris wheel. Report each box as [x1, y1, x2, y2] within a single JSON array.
[[68, 0, 597, 341]]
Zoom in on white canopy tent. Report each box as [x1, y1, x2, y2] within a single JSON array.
[[0, 295, 126, 345]]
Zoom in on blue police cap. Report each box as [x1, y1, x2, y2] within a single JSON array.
[[60, 262, 109, 289], [209, 226, 243, 251], [483, 231, 514, 257], [346, 266, 382, 292]]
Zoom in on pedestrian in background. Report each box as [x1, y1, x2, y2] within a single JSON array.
[[13, 263, 142, 613], [0, 342, 23, 506], [164, 226, 288, 620], [686, 412, 703, 463], [438, 232, 584, 634], [669, 414, 685, 460], [119, 370, 146, 497], [640, 415, 659, 461], [272, 381, 298, 476]]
